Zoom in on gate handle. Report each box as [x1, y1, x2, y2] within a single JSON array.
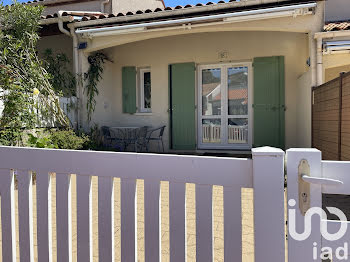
[[301, 175, 343, 186]]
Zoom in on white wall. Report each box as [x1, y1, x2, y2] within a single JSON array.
[[112, 0, 164, 13], [41, 0, 164, 15], [42, 1, 103, 15], [325, 0, 350, 22], [82, 31, 310, 151]]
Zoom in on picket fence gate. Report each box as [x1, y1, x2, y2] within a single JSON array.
[[1, 146, 348, 261], [287, 149, 350, 262]]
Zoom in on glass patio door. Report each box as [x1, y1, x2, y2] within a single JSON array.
[[198, 63, 251, 149]]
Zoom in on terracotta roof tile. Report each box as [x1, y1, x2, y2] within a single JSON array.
[[324, 21, 350, 32], [39, 0, 319, 25], [36, 0, 240, 20]]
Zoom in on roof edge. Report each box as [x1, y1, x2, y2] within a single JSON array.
[[70, 0, 319, 28]]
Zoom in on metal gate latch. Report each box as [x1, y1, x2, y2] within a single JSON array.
[[298, 159, 310, 216], [298, 159, 343, 216]]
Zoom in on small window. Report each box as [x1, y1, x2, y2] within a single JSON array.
[[138, 68, 152, 113]]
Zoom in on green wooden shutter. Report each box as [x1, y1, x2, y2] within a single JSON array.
[[253, 56, 285, 149], [122, 66, 137, 114], [169, 63, 196, 150]]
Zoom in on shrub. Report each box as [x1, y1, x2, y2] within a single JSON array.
[[27, 133, 57, 148], [81, 124, 103, 150], [49, 129, 89, 150]]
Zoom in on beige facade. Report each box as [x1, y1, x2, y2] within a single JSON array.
[[37, 34, 73, 71], [80, 31, 309, 150], [324, 53, 350, 82], [35, 1, 325, 151], [71, 0, 324, 151]]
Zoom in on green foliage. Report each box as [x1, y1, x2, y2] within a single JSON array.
[[49, 129, 89, 150], [84, 52, 110, 122], [27, 133, 57, 148], [43, 49, 77, 97], [82, 123, 102, 150], [0, 128, 22, 146], [0, 1, 69, 146]]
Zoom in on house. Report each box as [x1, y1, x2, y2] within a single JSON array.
[[36, 0, 329, 152], [34, 0, 164, 126], [314, 0, 350, 83], [36, 0, 164, 88]]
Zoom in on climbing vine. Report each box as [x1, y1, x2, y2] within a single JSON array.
[[43, 48, 77, 97], [0, 2, 69, 145], [84, 52, 111, 122]]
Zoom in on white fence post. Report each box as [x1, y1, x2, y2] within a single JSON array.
[[286, 148, 322, 262], [0, 170, 17, 262], [252, 147, 285, 262]]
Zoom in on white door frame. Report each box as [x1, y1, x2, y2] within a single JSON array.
[[197, 62, 253, 150]]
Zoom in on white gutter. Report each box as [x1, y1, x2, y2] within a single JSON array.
[[314, 31, 350, 86], [324, 44, 350, 54], [82, 7, 311, 38], [58, 11, 71, 37], [72, 0, 308, 28], [76, 2, 316, 36], [324, 40, 350, 46]]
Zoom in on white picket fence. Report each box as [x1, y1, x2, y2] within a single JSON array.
[[0, 146, 286, 262], [2, 145, 350, 261], [59, 97, 77, 127], [0, 95, 77, 128]]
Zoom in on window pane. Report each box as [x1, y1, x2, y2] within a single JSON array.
[[144, 72, 151, 109], [228, 118, 248, 144], [202, 119, 221, 143], [228, 67, 248, 116], [202, 68, 221, 116]]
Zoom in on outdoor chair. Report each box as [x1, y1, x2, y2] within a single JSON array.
[[145, 125, 166, 152], [101, 126, 123, 151], [101, 126, 113, 146]]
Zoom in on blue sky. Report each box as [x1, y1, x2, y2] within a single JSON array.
[[2, 0, 220, 8]]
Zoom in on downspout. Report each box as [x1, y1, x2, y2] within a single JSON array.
[[70, 27, 80, 129], [58, 11, 80, 128], [56, 10, 104, 128], [316, 37, 323, 86]]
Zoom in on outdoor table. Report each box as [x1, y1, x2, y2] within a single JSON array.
[[109, 126, 145, 151]]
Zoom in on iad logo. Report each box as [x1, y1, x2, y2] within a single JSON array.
[[288, 199, 348, 260], [288, 199, 347, 241]]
